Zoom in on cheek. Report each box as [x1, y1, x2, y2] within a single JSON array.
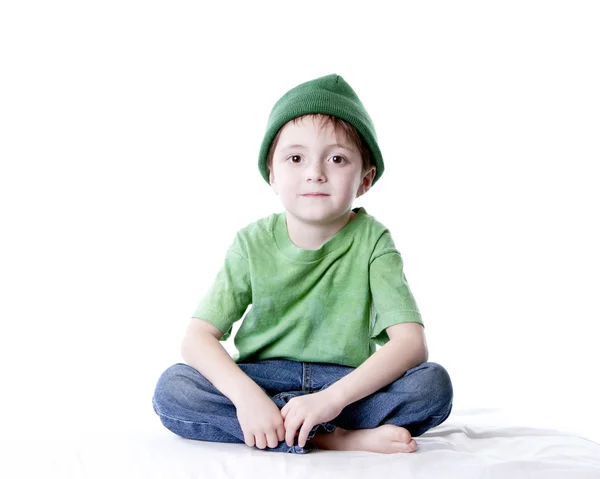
[[271, 171, 297, 195], [276, 170, 296, 186], [341, 172, 363, 189]]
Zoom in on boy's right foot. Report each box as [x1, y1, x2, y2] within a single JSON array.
[[307, 424, 417, 454]]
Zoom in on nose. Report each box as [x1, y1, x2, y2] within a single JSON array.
[[306, 161, 326, 183]]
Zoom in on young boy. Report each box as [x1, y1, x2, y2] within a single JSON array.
[[152, 74, 453, 454]]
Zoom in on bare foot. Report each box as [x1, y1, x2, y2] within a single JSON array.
[[307, 424, 417, 454]]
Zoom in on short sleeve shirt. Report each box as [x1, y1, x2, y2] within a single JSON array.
[[193, 207, 423, 368]]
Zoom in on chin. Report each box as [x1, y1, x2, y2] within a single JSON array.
[[289, 208, 349, 225]]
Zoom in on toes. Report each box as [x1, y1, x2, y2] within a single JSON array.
[[395, 439, 417, 453], [393, 427, 412, 444]]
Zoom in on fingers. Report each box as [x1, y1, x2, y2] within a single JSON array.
[[297, 421, 314, 448], [266, 430, 279, 449], [254, 433, 267, 450], [250, 430, 284, 449], [245, 428, 284, 450], [284, 413, 316, 448], [285, 414, 304, 447], [285, 420, 297, 447], [243, 432, 255, 448]]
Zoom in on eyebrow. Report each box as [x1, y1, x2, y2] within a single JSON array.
[[278, 143, 356, 152]]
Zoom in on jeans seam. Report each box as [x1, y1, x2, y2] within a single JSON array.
[[302, 363, 307, 392], [153, 399, 210, 426]]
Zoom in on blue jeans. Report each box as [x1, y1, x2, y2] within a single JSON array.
[[152, 359, 453, 454]]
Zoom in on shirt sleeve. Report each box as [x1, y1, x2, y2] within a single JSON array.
[[369, 231, 423, 346], [192, 235, 252, 341]]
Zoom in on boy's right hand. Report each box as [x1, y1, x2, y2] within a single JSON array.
[[235, 389, 286, 449]]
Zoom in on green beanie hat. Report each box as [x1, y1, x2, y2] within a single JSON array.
[[258, 73, 384, 185]]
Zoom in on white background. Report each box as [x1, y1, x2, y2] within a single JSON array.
[[1, 1, 599, 443]]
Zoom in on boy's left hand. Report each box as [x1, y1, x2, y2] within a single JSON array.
[[280, 390, 344, 448]]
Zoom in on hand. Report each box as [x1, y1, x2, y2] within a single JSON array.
[[281, 390, 344, 448], [235, 390, 285, 449]]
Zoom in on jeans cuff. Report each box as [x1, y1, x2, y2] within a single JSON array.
[[287, 422, 336, 454]]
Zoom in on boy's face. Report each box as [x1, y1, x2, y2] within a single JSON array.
[[269, 116, 376, 227]]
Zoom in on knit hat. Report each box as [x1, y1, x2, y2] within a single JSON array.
[[258, 74, 384, 185]]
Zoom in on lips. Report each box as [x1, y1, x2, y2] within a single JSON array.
[[301, 193, 330, 197]]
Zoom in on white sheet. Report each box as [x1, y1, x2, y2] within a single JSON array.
[[3, 409, 599, 479]]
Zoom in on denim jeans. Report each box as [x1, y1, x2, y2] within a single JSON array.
[[152, 359, 453, 454]]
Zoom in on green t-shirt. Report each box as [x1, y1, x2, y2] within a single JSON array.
[[193, 207, 423, 368]]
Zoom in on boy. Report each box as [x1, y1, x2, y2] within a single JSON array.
[[152, 74, 453, 454]]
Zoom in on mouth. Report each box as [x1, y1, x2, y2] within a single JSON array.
[[301, 193, 330, 197]]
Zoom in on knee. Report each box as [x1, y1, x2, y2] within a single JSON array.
[[154, 363, 198, 394], [419, 362, 452, 392], [152, 363, 207, 414], [401, 362, 453, 411], [416, 361, 452, 392], [416, 362, 453, 411]]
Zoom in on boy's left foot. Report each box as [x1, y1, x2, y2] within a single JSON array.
[[307, 424, 417, 453]]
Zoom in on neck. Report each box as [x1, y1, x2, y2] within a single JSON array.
[[285, 210, 356, 250]]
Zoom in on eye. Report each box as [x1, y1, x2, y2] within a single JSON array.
[[288, 155, 302, 163], [330, 155, 346, 164]]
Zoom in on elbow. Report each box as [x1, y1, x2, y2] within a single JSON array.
[[421, 345, 429, 364], [388, 337, 428, 368], [405, 342, 428, 367], [180, 330, 198, 364], [418, 337, 429, 364], [180, 335, 191, 364], [407, 339, 428, 367], [418, 329, 429, 364], [180, 318, 222, 364]]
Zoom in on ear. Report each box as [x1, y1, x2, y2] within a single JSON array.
[[356, 166, 376, 198], [269, 168, 278, 195]]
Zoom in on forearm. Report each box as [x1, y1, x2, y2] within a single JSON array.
[[181, 332, 264, 407], [326, 337, 428, 409]]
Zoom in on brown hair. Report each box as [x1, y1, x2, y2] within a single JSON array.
[[266, 114, 374, 174]]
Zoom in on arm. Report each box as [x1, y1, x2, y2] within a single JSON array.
[[181, 317, 263, 405], [181, 317, 285, 448], [335, 244, 428, 406], [324, 321, 428, 408], [281, 321, 427, 447]]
